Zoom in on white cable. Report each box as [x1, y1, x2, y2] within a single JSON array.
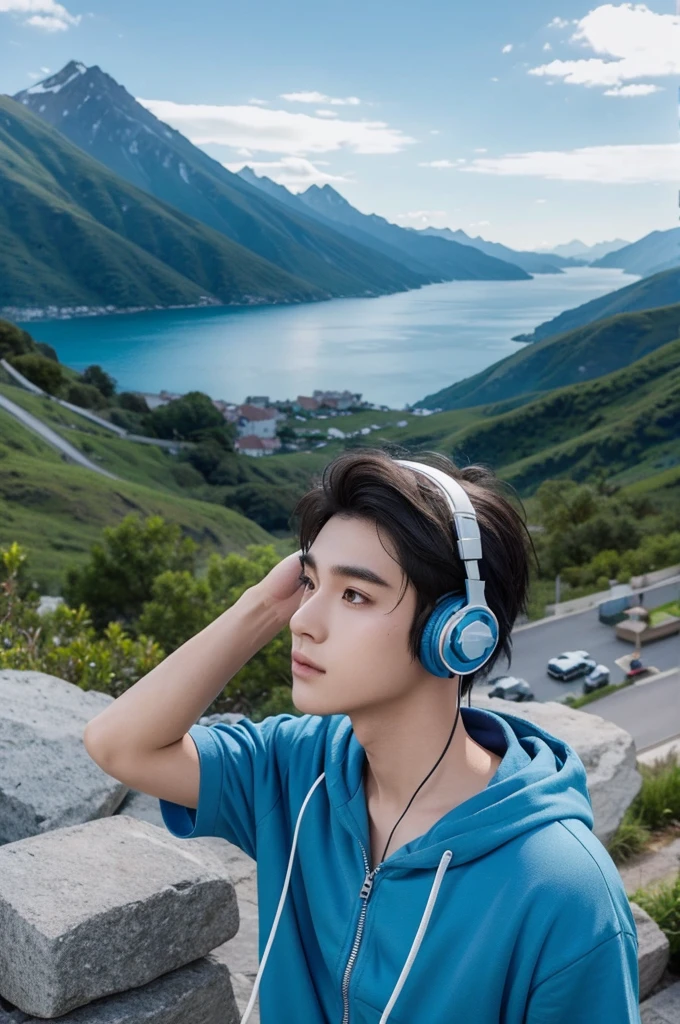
[[239, 772, 326, 1023]]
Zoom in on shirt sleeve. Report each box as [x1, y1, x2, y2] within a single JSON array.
[[524, 930, 641, 1024], [158, 714, 299, 860]]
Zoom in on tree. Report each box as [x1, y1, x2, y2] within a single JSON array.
[[144, 392, 232, 445], [8, 353, 65, 395], [62, 514, 199, 632], [81, 364, 117, 399]]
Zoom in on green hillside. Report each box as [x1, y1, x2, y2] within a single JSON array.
[[0, 400, 285, 592], [0, 96, 325, 312], [511, 266, 680, 344], [412, 303, 680, 412], [369, 338, 680, 497]]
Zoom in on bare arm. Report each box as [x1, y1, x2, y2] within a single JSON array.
[[83, 575, 297, 809]]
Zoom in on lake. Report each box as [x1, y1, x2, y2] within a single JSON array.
[[22, 267, 638, 409]]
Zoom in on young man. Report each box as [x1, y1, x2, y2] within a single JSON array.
[[83, 449, 641, 1024]]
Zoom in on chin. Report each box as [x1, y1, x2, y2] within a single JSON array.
[[292, 680, 347, 718]]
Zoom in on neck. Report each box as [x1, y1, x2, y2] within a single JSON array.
[[351, 678, 488, 814]]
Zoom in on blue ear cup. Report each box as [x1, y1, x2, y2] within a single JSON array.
[[419, 592, 500, 678]]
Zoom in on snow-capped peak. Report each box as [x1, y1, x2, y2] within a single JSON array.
[[25, 61, 88, 97]]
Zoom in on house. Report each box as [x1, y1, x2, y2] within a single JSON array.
[[234, 434, 282, 457], [234, 403, 282, 438]]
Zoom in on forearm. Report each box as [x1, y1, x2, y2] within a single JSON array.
[[83, 584, 286, 758]]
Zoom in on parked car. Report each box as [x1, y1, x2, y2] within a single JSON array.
[[582, 664, 610, 694], [547, 650, 597, 681], [487, 676, 535, 702]]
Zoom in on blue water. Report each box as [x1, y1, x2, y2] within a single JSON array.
[[22, 268, 638, 409]]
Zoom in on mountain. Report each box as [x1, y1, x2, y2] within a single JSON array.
[[417, 226, 574, 275], [0, 96, 325, 313], [538, 239, 629, 261], [294, 183, 531, 281], [13, 62, 429, 299], [411, 302, 680, 412], [446, 335, 680, 495], [511, 266, 680, 343], [591, 228, 680, 277], [238, 168, 531, 282]]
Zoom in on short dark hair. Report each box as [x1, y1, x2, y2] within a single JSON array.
[[291, 446, 539, 696]]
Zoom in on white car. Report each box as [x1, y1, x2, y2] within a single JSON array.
[[547, 650, 597, 682]]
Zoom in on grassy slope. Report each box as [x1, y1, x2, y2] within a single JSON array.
[[0, 405, 282, 593], [412, 303, 680, 412]]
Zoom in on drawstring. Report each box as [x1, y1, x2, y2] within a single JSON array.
[[240, 771, 326, 1024], [378, 849, 453, 1023], [239, 774, 453, 1023]]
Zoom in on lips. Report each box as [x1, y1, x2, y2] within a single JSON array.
[[292, 652, 325, 672]]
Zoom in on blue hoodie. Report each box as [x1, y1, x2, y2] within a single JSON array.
[[159, 705, 641, 1024]]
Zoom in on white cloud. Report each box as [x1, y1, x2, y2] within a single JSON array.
[[543, 42, 552, 51], [315, 109, 339, 118], [418, 159, 457, 168], [248, 98, 268, 106], [0, 0, 80, 30], [535, 198, 548, 204], [459, 142, 680, 184], [473, 147, 487, 153], [604, 82, 662, 96], [502, 43, 513, 53], [137, 98, 415, 156], [530, 4, 680, 92], [469, 220, 491, 227], [224, 156, 352, 192], [430, 129, 441, 135], [490, 76, 499, 82], [548, 17, 570, 29], [280, 91, 361, 106]]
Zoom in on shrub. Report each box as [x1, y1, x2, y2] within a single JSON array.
[[631, 874, 680, 974], [8, 353, 65, 395], [117, 391, 150, 414], [65, 381, 108, 410], [81, 364, 117, 398]]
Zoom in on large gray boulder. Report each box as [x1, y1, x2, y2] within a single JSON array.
[[473, 695, 642, 845], [631, 903, 671, 1000], [640, 981, 680, 1023], [0, 816, 240, 1018], [0, 955, 239, 1023], [0, 670, 128, 845]]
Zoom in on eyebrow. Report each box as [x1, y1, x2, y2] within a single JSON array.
[[299, 550, 392, 589]]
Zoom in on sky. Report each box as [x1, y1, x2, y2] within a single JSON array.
[[1, 1, 679, 250]]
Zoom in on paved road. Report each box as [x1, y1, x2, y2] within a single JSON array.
[[0, 392, 121, 480], [501, 579, 680, 703], [580, 669, 680, 751]]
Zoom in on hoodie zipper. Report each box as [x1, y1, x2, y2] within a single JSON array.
[[341, 840, 382, 1024]]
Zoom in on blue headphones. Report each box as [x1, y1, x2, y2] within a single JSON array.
[[394, 459, 500, 678]]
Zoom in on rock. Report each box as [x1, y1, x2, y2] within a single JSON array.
[[640, 980, 680, 1023], [631, 903, 671, 1000], [0, 815, 239, 1018], [472, 695, 642, 845], [0, 955, 239, 1023], [0, 670, 128, 845]]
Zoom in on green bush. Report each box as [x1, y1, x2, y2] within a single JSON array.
[[65, 381, 108, 410], [62, 514, 199, 632], [8, 353, 65, 395], [608, 753, 680, 864], [117, 391, 150, 415], [81, 364, 117, 398], [0, 541, 164, 695], [631, 873, 680, 974]]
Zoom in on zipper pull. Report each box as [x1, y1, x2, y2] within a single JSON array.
[[359, 873, 374, 900], [359, 866, 380, 901]]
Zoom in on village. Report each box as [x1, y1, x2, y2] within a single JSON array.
[[135, 387, 440, 456]]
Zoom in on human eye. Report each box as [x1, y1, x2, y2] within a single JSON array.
[[298, 572, 368, 606]]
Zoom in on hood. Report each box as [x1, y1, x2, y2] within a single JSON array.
[[324, 704, 594, 869]]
